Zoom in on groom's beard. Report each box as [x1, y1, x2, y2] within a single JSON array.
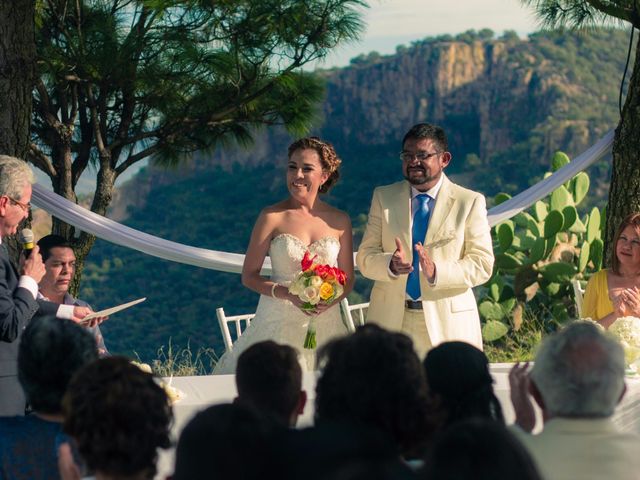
[[404, 166, 438, 186]]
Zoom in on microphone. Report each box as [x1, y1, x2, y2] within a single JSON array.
[[20, 229, 35, 258]]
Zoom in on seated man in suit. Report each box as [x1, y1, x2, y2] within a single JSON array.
[[0, 155, 95, 416], [235, 341, 306, 428], [510, 322, 640, 480], [37, 234, 109, 356]]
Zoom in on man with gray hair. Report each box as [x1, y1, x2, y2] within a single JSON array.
[[0, 155, 94, 416], [510, 322, 640, 480]]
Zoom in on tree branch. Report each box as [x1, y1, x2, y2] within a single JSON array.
[[27, 143, 57, 179], [585, 0, 633, 23], [34, 78, 60, 129], [114, 143, 162, 175]]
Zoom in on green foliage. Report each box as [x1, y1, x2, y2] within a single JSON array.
[[482, 320, 509, 342], [484, 304, 543, 362], [35, 0, 366, 163], [480, 150, 603, 347], [31, 0, 367, 282], [520, 0, 628, 29]]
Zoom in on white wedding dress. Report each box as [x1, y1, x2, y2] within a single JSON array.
[[213, 233, 350, 374]]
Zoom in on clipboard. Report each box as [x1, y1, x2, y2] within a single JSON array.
[[80, 297, 146, 323]]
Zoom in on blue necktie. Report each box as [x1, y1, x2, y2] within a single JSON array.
[[406, 194, 431, 300]]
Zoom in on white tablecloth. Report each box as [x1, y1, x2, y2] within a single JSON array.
[[155, 364, 640, 479]]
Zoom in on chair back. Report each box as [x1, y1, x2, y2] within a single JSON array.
[[340, 298, 369, 332], [572, 279, 585, 318], [216, 307, 255, 354]]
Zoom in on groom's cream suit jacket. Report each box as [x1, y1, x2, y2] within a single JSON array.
[[356, 175, 493, 349]]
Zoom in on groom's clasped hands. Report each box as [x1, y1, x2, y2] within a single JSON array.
[[390, 237, 436, 280]]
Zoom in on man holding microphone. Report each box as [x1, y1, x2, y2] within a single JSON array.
[[0, 155, 99, 415]]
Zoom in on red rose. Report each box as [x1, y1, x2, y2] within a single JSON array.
[[314, 264, 331, 279], [334, 268, 347, 286]]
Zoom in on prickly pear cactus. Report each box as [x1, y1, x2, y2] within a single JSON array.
[[480, 152, 603, 343]]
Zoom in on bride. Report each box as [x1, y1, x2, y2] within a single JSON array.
[[214, 137, 354, 373]]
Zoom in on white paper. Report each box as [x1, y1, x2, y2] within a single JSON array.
[[80, 297, 146, 323]]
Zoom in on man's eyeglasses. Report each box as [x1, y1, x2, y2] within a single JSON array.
[[399, 151, 443, 163], [5, 196, 31, 213]]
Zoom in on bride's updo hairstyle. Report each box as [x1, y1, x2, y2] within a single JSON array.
[[287, 137, 341, 194]]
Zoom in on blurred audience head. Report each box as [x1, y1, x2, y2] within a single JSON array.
[[422, 418, 542, 480], [315, 324, 431, 456], [423, 341, 503, 429], [173, 403, 272, 480], [530, 321, 625, 418], [18, 315, 97, 415], [62, 356, 172, 479], [274, 423, 417, 480], [235, 340, 306, 427], [611, 212, 640, 274]]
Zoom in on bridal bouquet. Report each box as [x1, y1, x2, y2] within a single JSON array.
[[609, 316, 640, 373], [288, 251, 347, 349]]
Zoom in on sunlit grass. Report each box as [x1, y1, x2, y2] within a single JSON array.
[[484, 306, 549, 363], [140, 341, 219, 377]]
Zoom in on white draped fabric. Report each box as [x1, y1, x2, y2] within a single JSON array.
[[30, 129, 614, 274], [486, 129, 614, 226]]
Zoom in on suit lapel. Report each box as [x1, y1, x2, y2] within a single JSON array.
[[392, 182, 412, 257], [426, 175, 455, 243]]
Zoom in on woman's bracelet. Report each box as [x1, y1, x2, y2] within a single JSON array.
[[271, 283, 280, 299]]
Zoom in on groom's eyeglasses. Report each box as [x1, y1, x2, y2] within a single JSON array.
[[399, 151, 443, 163]]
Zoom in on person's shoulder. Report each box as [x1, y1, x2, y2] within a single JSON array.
[[445, 177, 485, 200], [261, 200, 290, 216], [257, 201, 292, 228], [0, 414, 57, 437], [370, 181, 407, 199], [321, 204, 352, 228], [507, 423, 533, 443], [375, 180, 405, 193], [588, 269, 608, 283], [71, 296, 89, 307]]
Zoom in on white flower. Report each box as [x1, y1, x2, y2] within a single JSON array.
[[334, 283, 344, 298], [608, 316, 640, 368], [309, 275, 323, 288], [609, 316, 640, 346], [301, 285, 321, 305], [131, 361, 152, 373], [288, 275, 304, 295]]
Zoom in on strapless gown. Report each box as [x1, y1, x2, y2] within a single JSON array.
[[213, 233, 350, 373]]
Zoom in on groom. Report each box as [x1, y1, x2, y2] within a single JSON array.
[[356, 123, 494, 358]]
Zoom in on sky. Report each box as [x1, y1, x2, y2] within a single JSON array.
[[317, 0, 541, 68]]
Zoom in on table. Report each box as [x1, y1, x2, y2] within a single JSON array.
[[155, 364, 640, 479]]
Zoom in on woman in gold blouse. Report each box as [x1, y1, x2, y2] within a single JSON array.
[[583, 212, 640, 328]]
